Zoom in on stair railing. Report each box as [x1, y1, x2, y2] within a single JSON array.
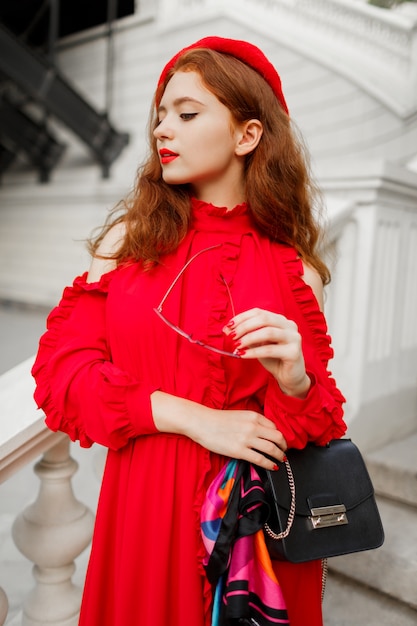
[[0, 358, 95, 626], [322, 161, 417, 449]]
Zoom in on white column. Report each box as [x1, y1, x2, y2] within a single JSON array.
[[11, 437, 95, 626]]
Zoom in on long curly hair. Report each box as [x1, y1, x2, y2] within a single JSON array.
[[89, 48, 330, 283]]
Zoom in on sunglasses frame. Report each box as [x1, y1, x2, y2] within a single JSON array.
[[153, 244, 240, 358]]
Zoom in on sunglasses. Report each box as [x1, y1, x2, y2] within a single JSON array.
[[153, 244, 240, 358]]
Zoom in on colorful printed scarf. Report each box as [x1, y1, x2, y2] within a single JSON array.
[[201, 460, 289, 625]]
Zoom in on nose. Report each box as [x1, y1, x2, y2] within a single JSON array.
[[153, 117, 174, 140]]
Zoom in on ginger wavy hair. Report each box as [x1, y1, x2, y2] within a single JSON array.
[[89, 48, 330, 284]]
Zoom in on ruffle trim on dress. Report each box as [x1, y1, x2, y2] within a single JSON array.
[[202, 241, 242, 410], [73, 267, 120, 293], [279, 246, 334, 367], [273, 246, 347, 443], [191, 198, 253, 234], [191, 197, 248, 218], [266, 383, 347, 449], [32, 269, 120, 448]]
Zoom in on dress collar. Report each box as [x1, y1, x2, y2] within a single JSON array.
[[190, 197, 253, 234]]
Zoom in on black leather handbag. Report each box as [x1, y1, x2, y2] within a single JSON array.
[[263, 439, 385, 563]]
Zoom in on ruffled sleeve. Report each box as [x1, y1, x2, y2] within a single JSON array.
[[263, 247, 347, 449], [31, 270, 160, 450]]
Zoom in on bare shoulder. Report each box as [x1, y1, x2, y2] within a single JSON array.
[[87, 221, 126, 283], [301, 261, 324, 312]]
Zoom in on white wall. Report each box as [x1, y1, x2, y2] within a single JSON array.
[[0, 6, 416, 307]]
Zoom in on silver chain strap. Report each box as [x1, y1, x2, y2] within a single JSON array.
[[321, 558, 328, 602], [263, 461, 328, 605], [264, 460, 296, 540]]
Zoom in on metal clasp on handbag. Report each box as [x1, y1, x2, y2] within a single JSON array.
[[309, 504, 348, 529]]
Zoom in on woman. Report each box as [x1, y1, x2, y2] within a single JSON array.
[[32, 36, 346, 625]]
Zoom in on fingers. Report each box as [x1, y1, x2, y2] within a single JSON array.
[[251, 441, 288, 468], [239, 443, 287, 471], [233, 413, 288, 470], [247, 449, 286, 471], [225, 308, 294, 334], [256, 426, 287, 455], [193, 408, 288, 471], [223, 308, 310, 399], [224, 308, 300, 354], [238, 330, 301, 360]]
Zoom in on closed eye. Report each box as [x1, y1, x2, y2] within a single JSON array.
[[180, 113, 198, 121]]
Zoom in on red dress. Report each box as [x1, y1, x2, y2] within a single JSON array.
[[32, 199, 346, 626]]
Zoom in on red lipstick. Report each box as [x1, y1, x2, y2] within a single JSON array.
[[159, 149, 178, 164]]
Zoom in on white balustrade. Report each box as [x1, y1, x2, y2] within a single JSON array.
[[322, 161, 417, 450], [13, 438, 94, 626], [0, 359, 95, 625]]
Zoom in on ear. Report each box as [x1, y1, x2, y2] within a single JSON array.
[[235, 119, 263, 156]]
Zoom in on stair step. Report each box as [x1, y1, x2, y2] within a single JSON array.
[[328, 496, 417, 609], [323, 572, 417, 626], [365, 433, 417, 507]]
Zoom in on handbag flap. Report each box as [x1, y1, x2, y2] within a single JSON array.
[[266, 439, 375, 518]]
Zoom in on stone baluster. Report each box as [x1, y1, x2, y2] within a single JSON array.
[[0, 587, 8, 625], [11, 437, 95, 626]]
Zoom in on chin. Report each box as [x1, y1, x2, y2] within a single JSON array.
[[163, 174, 190, 186]]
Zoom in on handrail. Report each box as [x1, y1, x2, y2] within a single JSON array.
[[0, 358, 63, 484], [0, 358, 94, 625]]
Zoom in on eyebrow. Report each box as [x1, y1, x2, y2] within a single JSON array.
[[157, 96, 205, 114]]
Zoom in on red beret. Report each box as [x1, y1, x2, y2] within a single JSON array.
[[157, 36, 289, 115]]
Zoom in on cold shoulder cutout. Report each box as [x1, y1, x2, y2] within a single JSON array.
[[87, 221, 125, 282], [300, 260, 324, 311]]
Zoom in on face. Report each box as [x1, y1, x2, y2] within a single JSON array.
[[154, 70, 246, 204]]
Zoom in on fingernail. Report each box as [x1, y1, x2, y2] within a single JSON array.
[[233, 348, 246, 357], [282, 455, 288, 462], [273, 464, 279, 471], [226, 320, 235, 329]]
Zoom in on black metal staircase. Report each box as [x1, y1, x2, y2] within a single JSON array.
[[0, 7, 129, 182], [0, 94, 66, 182]]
